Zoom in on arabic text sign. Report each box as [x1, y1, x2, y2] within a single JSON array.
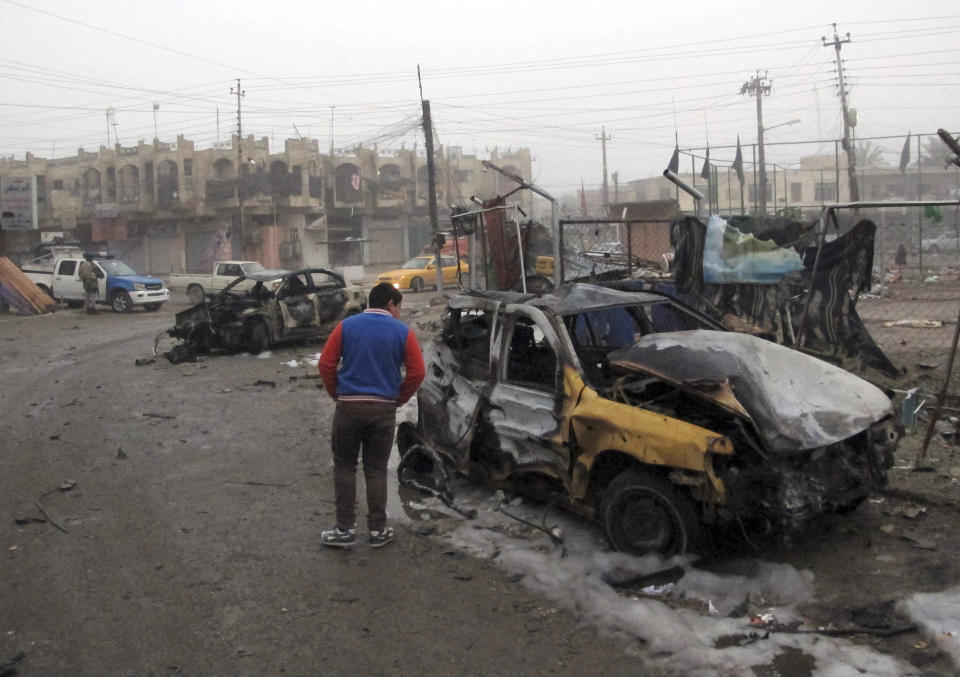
[[1, 176, 38, 230]]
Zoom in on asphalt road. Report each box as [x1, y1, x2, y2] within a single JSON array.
[[3, 298, 960, 676], [0, 301, 647, 676]]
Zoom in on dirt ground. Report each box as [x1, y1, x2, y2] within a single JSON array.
[[1, 292, 959, 676]]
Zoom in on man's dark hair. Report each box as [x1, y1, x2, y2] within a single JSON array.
[[368, 282, 402, 309]]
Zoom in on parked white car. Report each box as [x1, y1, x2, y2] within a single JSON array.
[[921, 233, 960, 253]]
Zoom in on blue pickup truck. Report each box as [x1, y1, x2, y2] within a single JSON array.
[[23, 251, 170, 312]]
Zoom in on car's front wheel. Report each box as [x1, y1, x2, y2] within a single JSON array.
[[600, 469, 701, 557], [111, 291, 132, 313], [930, 244, 941, 253], [246, 321, 270, 353], [410, 277, 424, 293]]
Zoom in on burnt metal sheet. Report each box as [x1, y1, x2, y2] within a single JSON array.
[[670, 216, 898, 378], [609, 330, 892, 454]]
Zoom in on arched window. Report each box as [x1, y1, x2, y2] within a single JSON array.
[[82, 168, 102, 205], [157, 160, 179, 207], [118, 164, 140, 202], [213, 158, 233, 180]]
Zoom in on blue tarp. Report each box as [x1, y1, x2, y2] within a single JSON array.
[[702, 215, 804, 284]]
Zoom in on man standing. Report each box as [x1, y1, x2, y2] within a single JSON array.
[[78, 253, 99, 314], [318, 282, 425, 548]]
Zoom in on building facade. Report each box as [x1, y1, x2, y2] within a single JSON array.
[[0, 136, 532, 277]]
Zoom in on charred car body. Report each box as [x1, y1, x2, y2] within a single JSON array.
[[400, 283, 900, 556], [165, 268, 366, 361]]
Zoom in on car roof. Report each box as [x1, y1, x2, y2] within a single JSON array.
[[452, 283, 706, 316], [246, 268, 289, 280]]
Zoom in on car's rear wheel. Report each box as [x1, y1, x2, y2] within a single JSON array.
[[930, 244, 941, 253], [111, 291, 132, 313], [187, 284, 206, 305], [410, 277, 424, 293], [144, 303, 162, 312], [246, 321, 270, 353], [601, 469, 701, 557]]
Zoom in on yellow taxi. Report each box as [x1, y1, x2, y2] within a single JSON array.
[[377, 255, 469, 292]]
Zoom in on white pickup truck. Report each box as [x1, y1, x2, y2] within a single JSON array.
[[21, 250, 170, 312], [167, 261, 287, 304]]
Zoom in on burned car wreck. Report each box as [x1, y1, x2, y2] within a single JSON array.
[[163, 267, 366, 362], [399, 283, 900, 556]]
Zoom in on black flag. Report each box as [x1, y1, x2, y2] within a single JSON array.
[[732, 136, 744, 184], [667, 146, 679, 173], [700, 147, 710, 180], [899, 133, 911, 174]]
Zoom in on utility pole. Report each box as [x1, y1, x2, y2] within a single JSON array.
[[329, 106, 335, 156], [421, 99, 443, 293], [596, 127, 611, 209], [152, 102, 159, 142], [612, 171, 619, 203], [740, 72, 771, 215], [823, 24, 860, 202], [230, 79, 245, 247]]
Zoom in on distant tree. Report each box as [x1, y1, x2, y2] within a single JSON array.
[[855, 141, 888, 167], [920, 134, 955, 167]]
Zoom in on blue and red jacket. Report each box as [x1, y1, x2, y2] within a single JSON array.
[[318, 308, 425, 405]]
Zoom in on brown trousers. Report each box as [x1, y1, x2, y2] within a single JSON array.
[[331, 400, 397, 531]]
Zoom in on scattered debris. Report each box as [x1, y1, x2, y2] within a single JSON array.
[[141, 413, 175, 420], [13, 516, 46, 525], [115, 447, 127, 459], [750, 613, 778, 628], [35, 482, 76, 533], [900, 531, 938, 550], [604, 564, 686, 590], [0, 256, 57, 314], [253, 379, 276, 388], [134, 357, 156, 366]]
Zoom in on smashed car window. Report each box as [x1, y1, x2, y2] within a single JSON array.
[[309, 271, 340, 289], [283, 274, 309, 296], [444, 308, 493, 378], [505, 318, 557, 390], [569, 307, 642, 348], [641, 302, 712, 333], [566, 308, 644, 387]]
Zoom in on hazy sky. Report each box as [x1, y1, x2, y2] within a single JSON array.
[[1, 0, 957, 196]]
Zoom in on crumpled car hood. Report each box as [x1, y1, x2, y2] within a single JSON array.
[[608, 330, 892, 454]]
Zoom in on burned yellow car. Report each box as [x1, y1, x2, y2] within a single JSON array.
[[399, 284, 899, 556]]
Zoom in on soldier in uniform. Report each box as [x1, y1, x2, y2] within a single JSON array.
[[78, 253, 99, 314]]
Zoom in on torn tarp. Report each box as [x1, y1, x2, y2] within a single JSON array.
[[668, 216, 898, 378], [703, 215, 804, 284]]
